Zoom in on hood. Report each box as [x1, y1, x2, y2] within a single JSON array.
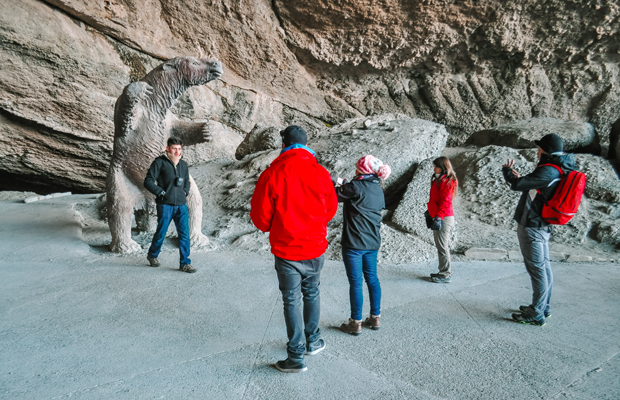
[[539, 152, 576, 172]]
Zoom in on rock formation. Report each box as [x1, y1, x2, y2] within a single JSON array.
[[107, 56, 221, 253], [1, 0, 620, 194]]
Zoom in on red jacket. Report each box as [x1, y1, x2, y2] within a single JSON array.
[[250, 148, 338, 261], [427, 175, 456, 219]]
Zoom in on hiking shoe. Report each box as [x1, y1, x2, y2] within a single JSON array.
[[147, 257, 160, 267], [430, 273, 441, 278], [340, 318, 362, 336], [363, 314, 381, 330], [431, 276, 451, 283], [306, 339, 326, 355], [512, 312, 545, 326], [519, 305, 551, 318], [274, 358, 307, 373], [179, 264, 196, 273]]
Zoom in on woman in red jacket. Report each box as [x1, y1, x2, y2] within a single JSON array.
[[427, 156, 458, 283]]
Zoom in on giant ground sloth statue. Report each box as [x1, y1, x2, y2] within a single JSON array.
[[106, 56, 223, 253]]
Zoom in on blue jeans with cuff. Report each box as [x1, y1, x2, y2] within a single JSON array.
[[274, 255, 324, 361], [342, 247, 381, 321], [147, 204, 191, 266]]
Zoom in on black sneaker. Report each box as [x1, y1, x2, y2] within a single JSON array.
[[147, 257, 160, 267], [519, 305, 551, 318], [274, 358, 307, 373], [306, 339, 326, 355], [431, 276, 451, 283], [179, 264, 196, 273], [512, 312, 545, 326]]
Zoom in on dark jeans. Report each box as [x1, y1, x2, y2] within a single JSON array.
[[147, 204, 191, 266], [342, 247, 381, 320], [517, 224, 552, 319], [274, 255, 324, 360]]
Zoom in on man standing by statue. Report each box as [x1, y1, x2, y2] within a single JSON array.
[[144, 137, 196, 273], [250, 126, 338, 373]]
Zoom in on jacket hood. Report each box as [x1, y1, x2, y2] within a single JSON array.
[[539, 152, 576, 171]]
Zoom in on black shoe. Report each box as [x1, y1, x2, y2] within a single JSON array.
[[147, 256, 160, 267], [512, 312, 545, 326], [306, 339, 326, 355], [275, 358, 307, 373], [519, 305, 551, 318], [431, 276, 451, 283], [179, 264, 196, 273], [430, 273, 441, 278]]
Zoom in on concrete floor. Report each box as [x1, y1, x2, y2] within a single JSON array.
[[1, 197, 619, 399]]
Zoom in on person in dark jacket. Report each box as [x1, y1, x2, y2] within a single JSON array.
[[251, 125, 338, 373], [143, 137, 195, 273], [502, 133, 576, 326], [428, 157, 458, 283], [336, 155, 391, 335]]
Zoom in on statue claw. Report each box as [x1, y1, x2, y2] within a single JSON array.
[[109, 238, 142, 254], [191, 233, 210, 248]]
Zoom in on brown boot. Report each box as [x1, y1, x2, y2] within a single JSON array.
[[340, 318, 362, 336], [363, 314, 381, 330]]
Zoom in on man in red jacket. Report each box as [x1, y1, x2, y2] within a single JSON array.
[[251, 125, 338, 373]]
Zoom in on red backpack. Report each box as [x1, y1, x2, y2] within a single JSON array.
[[537, 164, 587, 225]]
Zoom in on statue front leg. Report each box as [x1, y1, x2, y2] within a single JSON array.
[[107, 170, 142, 253], [186, 175, 210, 248]]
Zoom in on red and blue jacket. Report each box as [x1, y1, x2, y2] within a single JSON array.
[[250, 148, 338, 260]]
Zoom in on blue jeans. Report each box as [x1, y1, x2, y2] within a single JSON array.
[[517, 224, 552, 320], [342, 247, 381, 321], [147, 204, 191, 266], [274, 255, 324, 360]]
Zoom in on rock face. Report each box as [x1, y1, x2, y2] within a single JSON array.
[[2, 0, 620, 193], [466, 118, 597, 152]]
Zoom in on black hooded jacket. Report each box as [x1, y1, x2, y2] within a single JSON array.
[[336, 174, 385, 250], [502, 152, 576, 228], [144, 155, 191, 206]]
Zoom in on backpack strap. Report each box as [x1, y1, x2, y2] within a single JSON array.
[[537, 163, 564, 175], [535, 163, 564, 199]]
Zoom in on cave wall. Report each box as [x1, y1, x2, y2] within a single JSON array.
[[1, 0, 619, 192]]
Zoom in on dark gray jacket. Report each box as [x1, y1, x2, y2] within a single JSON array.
[[336, 174, 385, 250], [502, 152, 576, 228], [144, 155, 190, 206]]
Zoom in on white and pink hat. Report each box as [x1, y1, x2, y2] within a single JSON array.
[[356, 155, 391, 180]]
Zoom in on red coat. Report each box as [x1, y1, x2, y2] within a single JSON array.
[[250, 148, 338, 261], [427, 175, 456, 219]]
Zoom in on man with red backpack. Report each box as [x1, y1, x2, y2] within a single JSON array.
[[502, 133, 576, 326]]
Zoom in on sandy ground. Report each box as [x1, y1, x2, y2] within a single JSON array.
[[1, 195, 619, 399]]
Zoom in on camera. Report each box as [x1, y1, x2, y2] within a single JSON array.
[[175, 177, 184, 187]]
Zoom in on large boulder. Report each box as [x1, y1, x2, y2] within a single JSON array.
[[451, 146, 528, 229], [311, 115, 448, 201], [391, 159, 435, 239], [574, 154, 620, 204], [235, 126, 283, 160], [466, 118, 596, 152]]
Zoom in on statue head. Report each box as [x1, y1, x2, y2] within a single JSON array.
[[162, 56, 223, 86]]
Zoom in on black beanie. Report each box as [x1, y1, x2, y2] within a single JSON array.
[[280, 125, 307, 146], [534, 133, 563, 154]]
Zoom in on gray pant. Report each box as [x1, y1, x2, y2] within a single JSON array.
[[274, 255, 324, 360], [517, 224, 553, 319], [433, 216, 454, 278]]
